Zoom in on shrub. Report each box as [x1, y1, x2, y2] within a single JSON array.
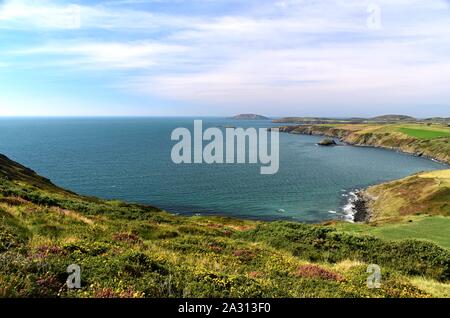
[[35, 275, 63, 297], [121, 252, 168, 277], [112, 232, 141, 244], [62, 241, 109, 256], [237, 221, 450, 281], [183, 272, 267, 298], [0, 210, 29, 252], [296, 265, 344, 282], [30, 245, 66, 259], [233, 249, 257, 262], [92, 287, 143, 298]]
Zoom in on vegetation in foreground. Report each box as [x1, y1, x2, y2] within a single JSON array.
[[0, 154, 449, 298]]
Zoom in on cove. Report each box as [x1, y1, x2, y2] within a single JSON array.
[[0, 117, 446, 223]]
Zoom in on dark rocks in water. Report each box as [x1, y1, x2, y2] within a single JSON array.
[[352, 192, 371, 222], [353, 198, 368, 222], [317, 138, 337, 146]]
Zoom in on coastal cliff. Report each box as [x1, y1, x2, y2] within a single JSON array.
[[364, 170, 450, 222], [278, 124, 450, 165], [278, 123, 450, 225]]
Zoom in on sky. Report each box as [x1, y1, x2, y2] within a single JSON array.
[[0, 0, 449, 117]]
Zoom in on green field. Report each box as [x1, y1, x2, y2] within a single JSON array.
[[333, 216, 450, 249], [398, 127, 450, 140], [278, 122, 450, 165]]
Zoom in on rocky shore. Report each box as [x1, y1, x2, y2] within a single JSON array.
[[351, 191, 372, 222], [342, 190, 372, 223], [275, 123, 450, 224]]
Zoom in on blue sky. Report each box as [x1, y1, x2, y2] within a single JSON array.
[[0, 0, 449, 117]]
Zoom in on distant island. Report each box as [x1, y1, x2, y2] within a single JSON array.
[[229, 114, 269, 120]]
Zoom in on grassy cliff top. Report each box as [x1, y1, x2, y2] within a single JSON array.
[[0, 154, 449, 298], [343, 123, 450, 139], [365, 169, 450, 222], [278, 123, 450, 165], [333, 169, 450, 252]]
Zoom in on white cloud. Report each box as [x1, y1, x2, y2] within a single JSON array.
[[0, 0, 82, 29], [0, 0, 199, 30], [2, 0, 450, 113], [118, 0, 450, 108], [128, 43, 450, 108], [13, 41, 188, 69]]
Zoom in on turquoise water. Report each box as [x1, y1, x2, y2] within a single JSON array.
[[0, 117, 446, 222]]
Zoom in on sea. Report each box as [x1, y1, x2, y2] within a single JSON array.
[[0, 117, 446, 222]]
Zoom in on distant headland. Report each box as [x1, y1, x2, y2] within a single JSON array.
[[272, 114, 450, 125], [229, 114, 269, 120]]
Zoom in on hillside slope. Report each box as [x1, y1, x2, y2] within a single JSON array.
[[0, 154, 63, 191], [333, 170, 450, 252], [0, 154, 449, 298], [365, 170, 450, 222]]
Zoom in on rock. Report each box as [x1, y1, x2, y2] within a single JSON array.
[[317, 138, 336, 146], [351, 191, 372, 223]]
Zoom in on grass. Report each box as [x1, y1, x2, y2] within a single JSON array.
[[409, 276, 450, 298], [333, 216, 450, 250], [420, 170, 450, 178], [398, 127, 450, 140], [364, 170, 450, 221]]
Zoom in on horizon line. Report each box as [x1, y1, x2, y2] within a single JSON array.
[[0, 114, 448, 119]]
